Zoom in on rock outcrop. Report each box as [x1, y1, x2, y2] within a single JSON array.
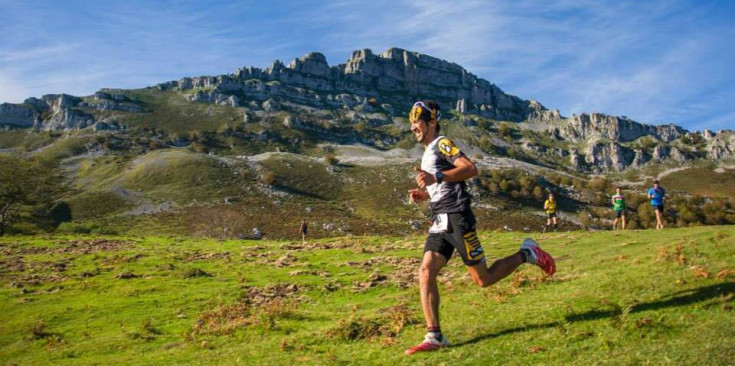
[[558, 114, 685, 143], [0, 90, 143, 131], [158, 48, 551, 122], [0, 102, 37, 128], [584, 140, 634, 172], [1, 47, 732, 172]]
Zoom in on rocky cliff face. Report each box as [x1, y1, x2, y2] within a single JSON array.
[[556, 113, 685, 143], [0, 92, 142, 131], [1, 48, 733, 171], [157, 48, 556, 122]]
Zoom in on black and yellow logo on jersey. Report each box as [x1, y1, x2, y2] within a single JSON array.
[[463, 231, 485, 261], [438, 138, 460, 157]]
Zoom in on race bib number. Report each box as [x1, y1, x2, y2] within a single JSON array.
[[429, 213, 449, 233]]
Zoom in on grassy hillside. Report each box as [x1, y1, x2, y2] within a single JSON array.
[[1, 226, 733, 365], [660, 166, 735, 198], [118, 89, 243, 134]]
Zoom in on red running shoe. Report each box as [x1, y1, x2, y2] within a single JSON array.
[[521, 238, 556, 276], [405, 333, 450, 355]]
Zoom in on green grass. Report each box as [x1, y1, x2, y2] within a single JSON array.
[[1, 226, 733, 365], [32, 134, 96, 161], [0, 130, 56, 151], [66, 149, 243, 205], [65, 191, 133, 220], [660, 167, 735, 198], [119, 89, 243, 134]]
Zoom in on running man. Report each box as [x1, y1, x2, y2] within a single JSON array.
[[648, 180, 666, 229], [612, 187, 626, 230], [298, 220, 308, 244], [405, 100, 556, 355], [543, 193, 558, 233]]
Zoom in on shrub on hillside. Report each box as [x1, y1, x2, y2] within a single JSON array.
[[498, 123, 512, 138], [323, 154, 339, 165], [533, 186, 544, 200], [637, 204, 656, 228], [57, 222, 92, 234], [190, 142, 208, 154], [0, 155, 58, 236], [7, 222, 40, 235], [261, 171, 276, 186], [587, 177, 609, 192]]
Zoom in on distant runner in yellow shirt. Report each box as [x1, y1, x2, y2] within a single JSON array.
[[543, 193, 558, 233]]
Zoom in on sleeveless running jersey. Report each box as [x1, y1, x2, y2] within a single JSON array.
[[420, 136, 472, 214]]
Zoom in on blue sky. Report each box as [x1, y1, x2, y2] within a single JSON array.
[[1, 0, 733, 131]]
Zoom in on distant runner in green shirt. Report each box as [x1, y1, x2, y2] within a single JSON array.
[[611, 187, 626, 230]]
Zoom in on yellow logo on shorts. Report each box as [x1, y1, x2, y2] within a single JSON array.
[[438, 138, 460, 157], [463, 231, 484, 261]]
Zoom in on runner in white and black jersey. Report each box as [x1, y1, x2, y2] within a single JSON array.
[[405, 100, 557, 355]]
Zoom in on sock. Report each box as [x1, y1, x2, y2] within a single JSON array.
[[428, 326, 442, 340]]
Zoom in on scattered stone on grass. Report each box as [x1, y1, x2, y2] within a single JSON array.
[[15, 239, 134, 255], [186, 251, 231, 262], [289, 270, 330, 277], [325, 304, 417, 341], [274, 253, 297, 267], [689, 265, 711, 279], [181, 268, 212, 278], [715, 269, 735, 279], [116, 271, 140, 279]]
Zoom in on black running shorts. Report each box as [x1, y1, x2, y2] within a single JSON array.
[[653, 204, 664, 212], [424, 210, 486, 266], [547, 212, 557, 219], [615, 210, 624, 218]]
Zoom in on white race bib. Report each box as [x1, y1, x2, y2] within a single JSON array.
[[429, 213, 449, 233]]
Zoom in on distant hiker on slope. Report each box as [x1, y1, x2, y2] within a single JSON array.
[[648, 180, 666, 230], [612, 187, 626, 230], [406, 100, 556, 355], [298, 220, 308, 244]]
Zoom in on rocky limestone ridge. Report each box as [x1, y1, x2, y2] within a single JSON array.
[[0, 91, 142, 131], [552, 113, 685, 143], [1, 48, 733, 171], [157, 48, 558, 122]]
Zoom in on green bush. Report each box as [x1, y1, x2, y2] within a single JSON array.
[[323, 154, 339, 165], [7, 222, 40, 235], [57, 222, 92, 234]]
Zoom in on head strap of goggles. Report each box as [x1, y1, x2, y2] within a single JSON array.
[[410, 101, 441, 123]]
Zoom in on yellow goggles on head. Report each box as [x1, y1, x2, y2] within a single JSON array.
[[410, 101, 441, 123]]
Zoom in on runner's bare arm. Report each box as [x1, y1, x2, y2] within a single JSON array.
[[414, 157, 478, 188]]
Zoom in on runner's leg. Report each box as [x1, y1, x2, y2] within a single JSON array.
[[419, 251, 446, 329], [467, 252, 523, 287]]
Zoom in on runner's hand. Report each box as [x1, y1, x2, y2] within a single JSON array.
[[408, 189, 428, 203], [413, 167, 436, 189]]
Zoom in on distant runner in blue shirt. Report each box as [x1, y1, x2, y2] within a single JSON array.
[[648, 179, 666, 230]]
